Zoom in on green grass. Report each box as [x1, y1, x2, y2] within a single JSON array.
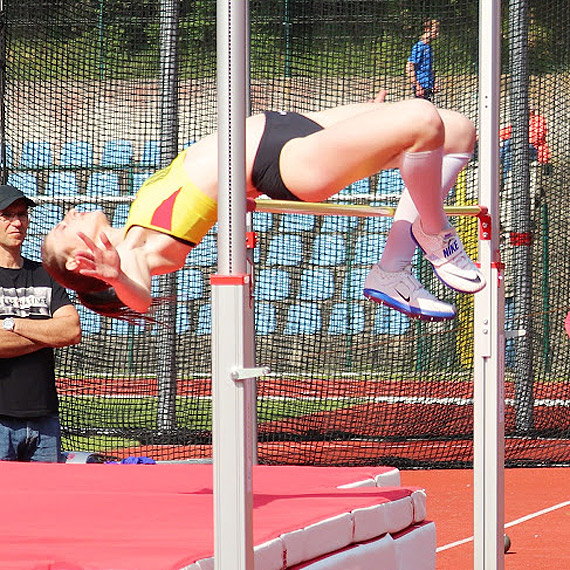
[[60, 394, 358, 432], [60, 394, 360, 454]]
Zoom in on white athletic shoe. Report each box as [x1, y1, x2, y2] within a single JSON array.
[[411, 219, 486, 293], [363, 264, 457, 321]]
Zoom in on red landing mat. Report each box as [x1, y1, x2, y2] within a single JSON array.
[[0, 463, 432, 570]]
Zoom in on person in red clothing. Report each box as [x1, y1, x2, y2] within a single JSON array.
[[499, 105, 551, 168], [528, 107, 551, 164]]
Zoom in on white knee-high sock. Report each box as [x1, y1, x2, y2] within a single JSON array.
[[379, 152, 471, 272], [399, 148, 446, 235]]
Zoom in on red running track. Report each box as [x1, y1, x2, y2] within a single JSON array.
[[401, 468, 570, 570]]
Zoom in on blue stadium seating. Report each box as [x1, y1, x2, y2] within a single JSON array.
[[352, 233, 386, 266], [101, 139, 133, 167], [284, 302, 322, 334], [373, 305, 410, 335], [140, 140, 161, 167], [7, 172, 38, 196], [298, 268, 334, 301], [266, 234, 303, 266], [176, 304, 191, 334], [250, 241, 260, 264], [59, 141, 94, 167], [255, 302, 277, 335], [75, 203, 102, 213], [342, 268, 368, 301], [109, 319, 145, 335], [187, 234, 217, 266], [376, 169, 404, 196], [338, 177, 370, 196], [311, 234, 346, 266], [29, 204, 63, 235], [177, 268, 205, 301], [364, 215, 392, 234], [255, 269, 290, 301], [46, 172, 79, 196], [320, 215, 359, 233], [20, 236, 43, 262], [280, 213, 316, 232], [86, 172, 120, 196], [196, 303, 211, 335], [112, 203, 130, 227], [76, 305, 102, 335], [130, 171, 153, 195], [252, 211, 273, 232], [19, 141, 53, 168], [327, 302, 366, 335]]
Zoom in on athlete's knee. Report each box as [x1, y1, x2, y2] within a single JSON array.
[[439, 109, 476, 153], [454, 114, 476, 152], [401, 99, 445, 151]]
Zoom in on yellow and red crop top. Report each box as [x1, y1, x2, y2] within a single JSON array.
[[125, 150, 217, 245]]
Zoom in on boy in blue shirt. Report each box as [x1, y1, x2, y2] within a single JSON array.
[[406, 19, 439, 102]]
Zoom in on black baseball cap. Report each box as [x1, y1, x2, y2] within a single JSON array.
[[0, 184, 36, 210]]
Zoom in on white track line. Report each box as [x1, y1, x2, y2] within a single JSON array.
[[436, 500, 570, 552]]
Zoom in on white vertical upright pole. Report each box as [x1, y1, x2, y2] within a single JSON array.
[[474, 1, 505, 570], [212, 0, 255, 569]]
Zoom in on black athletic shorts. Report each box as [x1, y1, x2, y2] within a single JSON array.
[[251, 111, 323, 201]]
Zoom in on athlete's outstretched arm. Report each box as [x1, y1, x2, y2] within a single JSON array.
[[69, 232, 154, 314]]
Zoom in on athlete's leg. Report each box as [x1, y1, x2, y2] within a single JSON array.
[[363, 152, 471, 320], [281, 100, 483, 308], [281, 98, 447, 236], [380, 151, 473, 273], [363, 110, 479, 319], [407, 110, 483, 293], [381, 108, 476, 271]]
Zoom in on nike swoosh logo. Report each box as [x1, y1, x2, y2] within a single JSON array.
[[440, 267, 482, 283], [395, 288, 411, 302], [449, 273, 482, 284]]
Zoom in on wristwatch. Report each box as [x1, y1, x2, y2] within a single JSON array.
[[2, 317, 15, 331]]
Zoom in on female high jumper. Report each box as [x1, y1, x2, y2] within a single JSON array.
[[42, 95, 485, 320]]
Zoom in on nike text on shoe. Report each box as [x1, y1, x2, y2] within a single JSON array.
[[363, 264, 457, 321], [410, 219, 486, 293]]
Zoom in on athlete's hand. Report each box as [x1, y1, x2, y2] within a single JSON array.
[[67, 232, 121, 284], [371, 89, 387, 103]]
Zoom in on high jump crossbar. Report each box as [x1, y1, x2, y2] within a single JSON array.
[[250, 198, 487, 219]]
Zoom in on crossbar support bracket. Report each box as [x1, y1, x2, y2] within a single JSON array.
[[231, 366, 271, 381]]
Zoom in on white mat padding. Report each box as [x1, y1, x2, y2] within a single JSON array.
[[292, 533, 398, 570], [290, 521, 436, 570], [337, 467, 401, 489], [282, 512, 354, 567], [394, 521, 437, 570], [412, 489, 427, 523], [351, 497, 414, 542], [187, 493, 429, 570]]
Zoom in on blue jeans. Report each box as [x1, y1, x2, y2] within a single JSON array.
[[0, 415, 62, 462]]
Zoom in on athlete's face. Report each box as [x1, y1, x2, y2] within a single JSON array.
[[46, 208, 110, 259]]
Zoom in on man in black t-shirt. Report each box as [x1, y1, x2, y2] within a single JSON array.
[[0, 185, 81, 462]]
